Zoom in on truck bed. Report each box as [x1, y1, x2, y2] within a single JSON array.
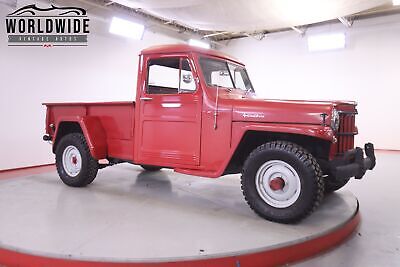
[[43, 101, 135, 161]]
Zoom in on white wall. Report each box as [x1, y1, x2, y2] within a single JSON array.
[[0, 2, 182, 170], [222, 14, 400, 150], [1, 3, 399, 170]]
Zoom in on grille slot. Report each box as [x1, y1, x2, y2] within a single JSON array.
[[336, 111, 357, 155]]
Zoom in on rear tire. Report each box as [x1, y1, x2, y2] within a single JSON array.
[[141, 165, 162, 171], [55, 133, 99, 187], [241, 141, 324, 223]]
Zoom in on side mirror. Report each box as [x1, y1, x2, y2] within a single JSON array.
[[219, 70, 229, 77], [182, 73, 193, 84]]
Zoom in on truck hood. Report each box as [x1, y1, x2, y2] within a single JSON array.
[[231, 98, 356, 125]]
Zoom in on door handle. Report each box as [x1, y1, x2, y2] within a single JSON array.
[[140, 97, 153, 101], [162, 103, 181, 108]]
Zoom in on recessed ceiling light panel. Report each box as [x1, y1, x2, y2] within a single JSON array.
[[188, 39, 210, 49], [307, 33, 346, 52], [109, 17, 144, 40]]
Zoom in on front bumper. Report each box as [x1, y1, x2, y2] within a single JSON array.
[[329, 143, 376, 180]]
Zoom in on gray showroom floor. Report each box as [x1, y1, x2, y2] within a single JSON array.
[[0, 152, 397, 266], [0, 163, 357, 262], [295, 151, 400, 267]]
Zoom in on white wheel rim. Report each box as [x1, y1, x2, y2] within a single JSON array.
[[255, 160, 301, 208], [62, 145, 82, 177]]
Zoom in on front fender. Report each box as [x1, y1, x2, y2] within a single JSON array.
[[54, 116, 107, 159], [232, 122, 335, 143], [181, 122, 335, 178]]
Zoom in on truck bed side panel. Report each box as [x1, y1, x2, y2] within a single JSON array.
[[46, 102, 135, 161], [88, 104, 134, 161]]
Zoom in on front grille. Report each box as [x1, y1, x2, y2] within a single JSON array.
[[336, 111, 357, 154]]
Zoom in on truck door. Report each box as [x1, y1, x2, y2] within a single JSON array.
[[136, 55, 202, 167]]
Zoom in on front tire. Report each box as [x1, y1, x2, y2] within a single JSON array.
[[241, 141, 324, 223], [55, 133, 99, 187], [324, 176, 350, 193]]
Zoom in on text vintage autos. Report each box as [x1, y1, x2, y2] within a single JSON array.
[[43, 44, 375, 223]]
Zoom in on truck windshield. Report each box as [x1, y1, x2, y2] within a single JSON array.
[[199, 57, 254, 94]]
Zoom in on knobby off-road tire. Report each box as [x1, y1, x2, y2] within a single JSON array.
[[55, 133, 99, 187], [241, 141, 325, 223], [324, 176, 350, 193], [140, 165, 162, 171]]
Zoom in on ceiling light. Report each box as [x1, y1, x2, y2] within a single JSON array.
[[188, 39, 210, 49], [393, 0, 400, 5], [109, 17, 144, 40], [307, 33, 346, 52]]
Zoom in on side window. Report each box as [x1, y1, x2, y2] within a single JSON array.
[[147, 57, 180, 94], [147, 57, 196, 94]]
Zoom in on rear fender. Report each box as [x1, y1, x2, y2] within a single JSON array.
[[54, 116, 107, 159]]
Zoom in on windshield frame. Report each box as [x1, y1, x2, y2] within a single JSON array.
[[227, 62, 255, 93], [198, 56, 255, 94]]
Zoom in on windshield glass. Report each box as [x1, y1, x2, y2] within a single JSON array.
[[199, 57, 254, 93]]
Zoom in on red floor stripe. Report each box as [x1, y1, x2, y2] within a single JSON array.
[[0, 212, 360, 267], [0, 164, 55, 180], [375, 149, 400, 153]]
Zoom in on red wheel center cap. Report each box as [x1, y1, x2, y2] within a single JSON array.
[[71, 156, 77, 165], [269, 177, 285, 191]]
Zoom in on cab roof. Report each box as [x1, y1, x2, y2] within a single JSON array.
[[140, 44, 243, 65]]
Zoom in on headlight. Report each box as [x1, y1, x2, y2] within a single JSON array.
[[331, 109, 340, 131]]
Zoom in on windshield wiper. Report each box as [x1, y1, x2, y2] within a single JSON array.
[[211, 84, 234, 92], [244, 87, 252, 96]]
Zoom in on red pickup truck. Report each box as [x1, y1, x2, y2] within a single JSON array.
[[43, 44, 375, 223]]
